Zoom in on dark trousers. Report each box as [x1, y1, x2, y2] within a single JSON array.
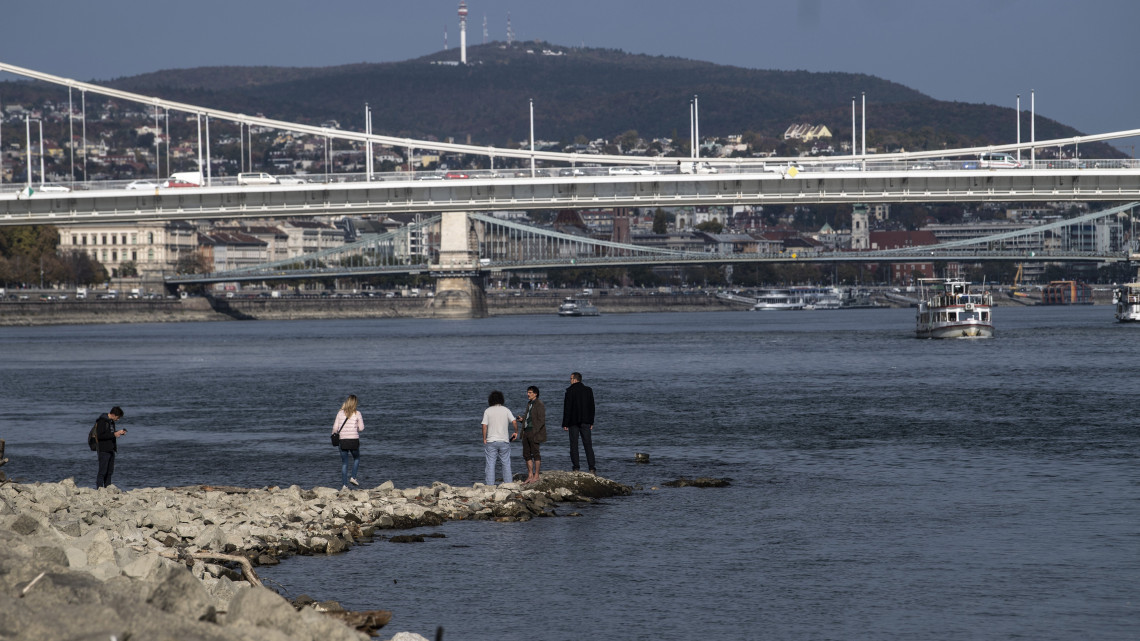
[[568, 423, 595, 471], [522, 430, 542, 461], [97, 450, 116, 488]]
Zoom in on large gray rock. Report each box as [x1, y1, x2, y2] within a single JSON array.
[[148, 566, 215, 620], [225, 586, 300, 634]]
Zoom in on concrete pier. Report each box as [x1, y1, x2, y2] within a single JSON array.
[[431, 276, 488, 319]]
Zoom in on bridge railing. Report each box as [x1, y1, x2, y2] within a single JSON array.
[[7, 157, 1140, 196]]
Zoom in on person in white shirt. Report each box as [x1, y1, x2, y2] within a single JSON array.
[[481, 390, 518, 486]]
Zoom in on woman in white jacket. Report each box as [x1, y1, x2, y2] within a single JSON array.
[[333, 395, 364, 489]]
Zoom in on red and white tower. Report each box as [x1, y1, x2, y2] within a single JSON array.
[[457, 1, 468, 64]]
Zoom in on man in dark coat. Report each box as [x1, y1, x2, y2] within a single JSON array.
[[94, 406, 126, 488], [561, 372, 596, 474]]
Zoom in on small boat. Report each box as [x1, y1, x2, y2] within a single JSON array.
[[1112, 283, 1140, 322], [915, 278, 994, 339], [751, 289, 806, 311], [558, 297, 599, 317]]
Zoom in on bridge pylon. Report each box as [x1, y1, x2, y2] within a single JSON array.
[[431, 211, 487, 319]]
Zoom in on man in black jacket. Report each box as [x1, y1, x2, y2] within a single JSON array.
[[94, 406, 126, 488], [561, 372, 596, 474]]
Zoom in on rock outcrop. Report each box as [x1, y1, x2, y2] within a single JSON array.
[[0, 471, 630, 640]]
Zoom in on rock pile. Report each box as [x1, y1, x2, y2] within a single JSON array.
[[0, 471, 630, 640]]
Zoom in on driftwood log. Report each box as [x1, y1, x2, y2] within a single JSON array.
[[158, 550, 263, 587]]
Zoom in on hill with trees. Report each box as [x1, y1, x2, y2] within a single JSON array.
[[97, 42, 1116, 157]]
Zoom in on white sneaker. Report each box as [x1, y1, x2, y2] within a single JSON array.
[[341, 485, 349, 491], [349, 478, 359, 486]]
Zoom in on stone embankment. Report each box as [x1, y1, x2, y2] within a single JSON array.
[[0, 472, 630, 641], [0, 292, 737, 325]]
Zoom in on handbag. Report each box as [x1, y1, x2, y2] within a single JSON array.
[[332, 414, 350, 447]]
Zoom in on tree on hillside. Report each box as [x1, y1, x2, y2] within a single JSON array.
[[175, 251, 212, 274], [652, 208, 669, 234], [617, 130, 640, 152], [58, 251, 109, 286], [695, 220, 723, 234]]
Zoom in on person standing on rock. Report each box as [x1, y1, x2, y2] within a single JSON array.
[[94, 406, 125, 488], [333, 394, 364, 490], [562, 372, 597, 474], [482, 390, 518, 485], [517, 385, 546, 484]]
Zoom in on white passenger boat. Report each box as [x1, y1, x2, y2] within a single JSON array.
[[558, 297, 599, 317], [1112, 283, 1140, 322], [751, 289, 806, 311], [915, 278, 994, 338]]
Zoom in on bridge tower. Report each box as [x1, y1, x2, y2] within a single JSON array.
[[432, 211, 488, 318], [851, 205, 870, 250]]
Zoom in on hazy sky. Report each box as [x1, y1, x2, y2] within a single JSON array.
[[3, 0, 1138, 151]]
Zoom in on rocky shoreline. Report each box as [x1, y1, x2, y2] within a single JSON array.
[[0, 472, 631, 640]]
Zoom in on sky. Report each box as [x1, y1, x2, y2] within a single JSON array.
[[2, 0, 1139, 152]]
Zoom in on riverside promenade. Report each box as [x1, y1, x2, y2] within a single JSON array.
[[0, 472, 630, 640]]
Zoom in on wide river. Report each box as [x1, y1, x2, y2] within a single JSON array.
[[1, 306, 1137, 640]]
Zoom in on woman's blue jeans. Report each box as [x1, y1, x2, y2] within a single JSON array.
[[340, 448, 360, 487]]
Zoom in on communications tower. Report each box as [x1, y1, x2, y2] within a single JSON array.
[[458, 1, 468, 64]]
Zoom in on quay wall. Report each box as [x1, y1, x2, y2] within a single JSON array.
[[0, 289, 1115, 326], [0, 297, 221, 326], [0, 292, 737, 325]]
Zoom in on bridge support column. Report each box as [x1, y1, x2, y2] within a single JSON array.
[[431, 211, 488, 319], [433, 276, 488, 319]]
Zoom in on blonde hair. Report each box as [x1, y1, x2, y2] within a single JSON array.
[[340, 394, 359, 418]]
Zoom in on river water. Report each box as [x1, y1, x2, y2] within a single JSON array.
[[1, 306, 1137, 640]]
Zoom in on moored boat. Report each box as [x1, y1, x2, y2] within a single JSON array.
[[558, 297, 600, 317], [915, 278, 994, 338], [1112, 283, 1140, 322], [751, 289, 806, 311]]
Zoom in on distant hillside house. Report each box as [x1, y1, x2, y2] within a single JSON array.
[[783, 124, 832, 142]]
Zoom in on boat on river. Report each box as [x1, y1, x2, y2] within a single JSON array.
[[1112, 283, 1140, 322], [558, 297, 599, 317], [915, 278, 994, 338], [751, 289, 806, 311]]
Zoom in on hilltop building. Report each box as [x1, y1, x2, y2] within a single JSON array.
[[783, 124, 833, 142]]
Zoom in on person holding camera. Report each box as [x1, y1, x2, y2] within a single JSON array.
[[94, 406, 125, 489], [481, 390, 518, 486]]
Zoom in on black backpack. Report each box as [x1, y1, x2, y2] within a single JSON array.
[[87, 421, 99, 451]]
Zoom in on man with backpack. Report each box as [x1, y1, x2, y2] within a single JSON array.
[[92, 406, 126, 488]]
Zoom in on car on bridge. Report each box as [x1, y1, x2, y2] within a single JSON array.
[[976, 152, 1023, 169], [275, 176, 307, 185], [38, 183, 71, 193], [125, 180, 160, 190], [237, 172, 278, 185], [678, 161, 718, 174]]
